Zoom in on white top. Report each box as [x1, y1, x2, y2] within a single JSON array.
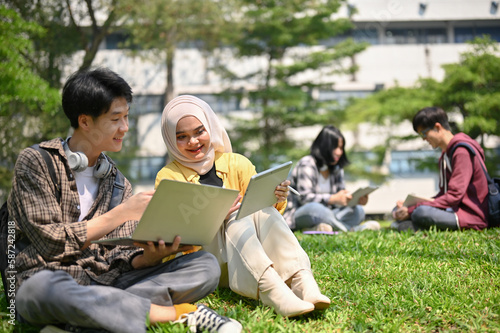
[[318, 173, 331, 194], [74, 166, 99, 221]]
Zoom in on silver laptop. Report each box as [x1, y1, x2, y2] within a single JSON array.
[[93, 179, 239, 246], [235, 161, 293, 219]]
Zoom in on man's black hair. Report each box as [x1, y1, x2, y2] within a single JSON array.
[[412, 107, 451, 132], [62, 68, 133, 129]]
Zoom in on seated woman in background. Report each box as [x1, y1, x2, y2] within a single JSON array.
[[284, 125, 380, 232], [155, 95, 330, 318]]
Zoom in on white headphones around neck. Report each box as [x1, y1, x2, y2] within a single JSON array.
[[63, 139, 112, 179]]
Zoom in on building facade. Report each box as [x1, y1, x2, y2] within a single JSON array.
[[67, 0, 500, 216]]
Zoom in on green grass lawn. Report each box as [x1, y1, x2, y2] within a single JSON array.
[[1, 226, 499, 332]]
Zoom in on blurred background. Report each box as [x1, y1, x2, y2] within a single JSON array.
[[1, 0, 499, 218]]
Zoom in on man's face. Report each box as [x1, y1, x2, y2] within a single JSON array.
[[88, 97, 129, 153], [417, 124, 438, 149]]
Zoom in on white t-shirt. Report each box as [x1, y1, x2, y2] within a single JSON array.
[[317, 173, 331, 194], [74, 166, 99, 221]]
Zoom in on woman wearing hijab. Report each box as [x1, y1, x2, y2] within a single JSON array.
[[155, 95, 330, 318]]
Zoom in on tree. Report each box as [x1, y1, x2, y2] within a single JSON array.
[[4, 0, 123, 87], [1, 0, 130, 198], [0, 5, 61, 200], [343, 79, 440, 128], [217, 0, 367, 169], [437, 36, 500, 141], [118, 0, 242, 103], [1, 1, 145, 185], [345, 37, 500, 140], [344, 36, 500, 174], [342, 78, 441, 178]]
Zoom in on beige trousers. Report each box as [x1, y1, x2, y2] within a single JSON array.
[[203, 206, 312, 299]]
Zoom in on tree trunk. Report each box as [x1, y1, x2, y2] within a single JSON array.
[[164, 45, 175, 104]]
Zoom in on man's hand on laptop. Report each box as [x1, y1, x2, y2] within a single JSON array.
[[120, 190, 155, 221], [131, 236, 194, 268]]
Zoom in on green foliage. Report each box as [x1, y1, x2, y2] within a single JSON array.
[[344, 37, 500, 175], [4, 0, 76, 87], [0, 5, 63, 201], [0, 1, 130, 200], [0, 6, 59, 111], [120, 0, 240, 52], [220, 0, 367, 169], [118, 0, 242, 102], [5, 0, 117, 86], [345, 37, 500, 139], [348, 149, 390, 184], [235, 0, 352, 57], [344, 79, 440, 127], [438, 36, 500, 138], [3, 227, 499, 332]]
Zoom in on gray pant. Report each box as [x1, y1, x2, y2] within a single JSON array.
[[411, 205, 459, 230], [16, 250, 220, 333], [294, 202, 365, 232]]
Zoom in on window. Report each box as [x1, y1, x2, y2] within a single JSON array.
[[129, 156, 167, 181], [105, 32, 130, 50], [455, 27, 500, 43], [132, 95, 164, 115], [318, 90, 373, 108], [323, 28, 379, 46], [385, 28, 447, 44], [389, 150, 440, 175], [192, 94, 242, 113], [353, 28, 379, 45]]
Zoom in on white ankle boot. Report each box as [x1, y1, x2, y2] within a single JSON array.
[[290, 269, 331, 310], [258, 266, 315, 317]]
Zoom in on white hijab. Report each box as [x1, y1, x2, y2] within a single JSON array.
[[161, 95, 232, 175]]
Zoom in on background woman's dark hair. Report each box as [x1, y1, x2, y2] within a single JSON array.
[[310, 125, 349, 170], [62, 67, 133, 129]]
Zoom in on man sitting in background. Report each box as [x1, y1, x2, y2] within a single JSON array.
[[392, 106, 489, 231]]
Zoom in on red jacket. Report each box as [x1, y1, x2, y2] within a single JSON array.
[[408, 133, 489, 230]]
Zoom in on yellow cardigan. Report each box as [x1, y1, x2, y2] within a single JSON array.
[[155, 151, 287, 214], [155, 152, 287, 262]]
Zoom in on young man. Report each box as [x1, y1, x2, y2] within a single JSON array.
[[392, 106, 489, 231], [8, 68, 241, 333]]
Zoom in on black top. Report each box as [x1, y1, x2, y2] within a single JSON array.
[[199, 164, 223, 187]]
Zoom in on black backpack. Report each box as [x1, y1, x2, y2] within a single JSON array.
[[0, 144, 125, 303], [450, 142, 500, 228]]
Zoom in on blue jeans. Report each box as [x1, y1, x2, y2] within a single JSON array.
[[294, 202, 365, 232], [17, 250, 220, 333]]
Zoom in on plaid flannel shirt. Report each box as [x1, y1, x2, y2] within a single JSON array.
[[8, 139, 142, 290], [284, 155, 345, 229]]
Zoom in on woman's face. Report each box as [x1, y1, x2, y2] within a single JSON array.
[[175, 116, 211, 161], [331, 138, 344, 165]]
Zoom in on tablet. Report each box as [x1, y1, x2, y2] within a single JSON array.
[[235, 161, 293, 219], [347, 186, 379, 207], [403, 194, 434, 207]]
